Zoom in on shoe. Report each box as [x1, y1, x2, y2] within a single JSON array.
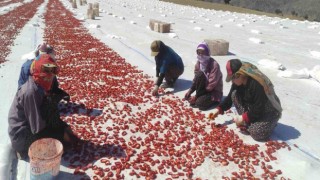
[[16, 151, 28, 160], [160, 82, 174, 88]]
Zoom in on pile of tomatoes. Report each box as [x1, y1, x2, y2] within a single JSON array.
[[41, 0, 291, 179], [0, 0, 44, 64]]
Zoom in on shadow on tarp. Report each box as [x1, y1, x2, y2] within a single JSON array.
[[60, 141, 126, 178], [272, 122, 301, 141], [158, 78, 192, 97], [173, 78, 192, 93], [59, 101, 103, 117], [183, 95, 227, 112], [227, 51, 236, 56]]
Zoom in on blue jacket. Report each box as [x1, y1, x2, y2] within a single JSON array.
[[155, 42, 184, 76], [18, 59, 33, 88]]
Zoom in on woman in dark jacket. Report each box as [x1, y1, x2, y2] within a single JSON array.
[[185, 42, 223, 110], [150, 40, 184, 96], [8, 54, 78, 159], [209, 59, 282, 141]]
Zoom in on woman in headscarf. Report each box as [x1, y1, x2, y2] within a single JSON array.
[[8, 54, 78, 159], [17, 43, 69, 101], [184, 42, 223, 110], [150, 40, 184, 96], [209, 59, 282, 141]]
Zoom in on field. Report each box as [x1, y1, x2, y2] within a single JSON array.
[[161, 0, 304, 20]]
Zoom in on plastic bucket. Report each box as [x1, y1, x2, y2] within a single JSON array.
[[28, 138, 63, 180]]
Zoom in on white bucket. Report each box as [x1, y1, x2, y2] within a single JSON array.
[[28, 138, 63, 180]]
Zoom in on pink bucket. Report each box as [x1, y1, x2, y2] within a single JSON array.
[[28, 138, 63, 180]]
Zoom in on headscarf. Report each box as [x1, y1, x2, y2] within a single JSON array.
[[31, 54, 58, 91], [238, 62, 283, 114], [196, 42, 211, 73], [35, 43, 56, 61]]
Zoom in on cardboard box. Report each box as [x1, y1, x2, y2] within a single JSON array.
[[159, 23, 170, 33], [204, 39, 229, 56], [149, 19, 170, 33], [87, 9, 94, 19]]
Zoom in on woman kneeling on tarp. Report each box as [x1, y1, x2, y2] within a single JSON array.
[[209, 59, 282, 141], [184, 42, 223, 110], [8, 54, 79, 159]]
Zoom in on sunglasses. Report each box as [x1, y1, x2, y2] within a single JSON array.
[[41, 64, 59, 74]]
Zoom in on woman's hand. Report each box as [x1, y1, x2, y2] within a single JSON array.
[[233, 115, 245, 126], [208, 108, 219, 120], [152, 85, 159, 96], [188, 96, 197, 105], [184, 90, 192, 100]]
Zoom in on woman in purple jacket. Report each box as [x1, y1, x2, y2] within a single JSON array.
[[184, 42, 223, 110]]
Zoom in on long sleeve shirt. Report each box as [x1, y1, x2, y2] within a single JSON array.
[[218, 78, 273, 123], [193, 58, 223, 102], [155, 46, 184, 76], [8, 76, 46, 152]]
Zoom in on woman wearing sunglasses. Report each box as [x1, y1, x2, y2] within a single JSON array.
[[209, 59, 282, 141], [184, 42, 223, 110]]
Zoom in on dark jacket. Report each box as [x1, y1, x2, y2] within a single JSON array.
[[155, 42, 184, 77], [8, 77, 47, 152], [193, 58, 223, 102], [218, 77, 280, 123]]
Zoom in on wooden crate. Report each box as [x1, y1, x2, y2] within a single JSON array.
[[149, 19, 161, 31], [159, 23, 170, 33], [149, 19, 170, 33], [204, 39, 229, 56], [93, 2, 99, 9], [72, 0, 77, 8], [88, 3, 93, 9], [87, 9, 94, 19], [93, 8, 99, 17]]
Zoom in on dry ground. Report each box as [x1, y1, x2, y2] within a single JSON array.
[[161, 0, 303, 20]]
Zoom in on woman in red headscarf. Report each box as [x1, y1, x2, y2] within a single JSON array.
[[8, 54, 79, 159]]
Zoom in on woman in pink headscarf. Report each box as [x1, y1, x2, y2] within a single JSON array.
[[184, 42, 223, 110]]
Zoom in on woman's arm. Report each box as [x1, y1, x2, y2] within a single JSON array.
[[206, 60, 222, 92], [24, 88, 46, 134]]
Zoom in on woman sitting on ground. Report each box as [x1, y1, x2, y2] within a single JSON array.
[[209, 59, 282, 141], [184, 42, 223, 110]]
